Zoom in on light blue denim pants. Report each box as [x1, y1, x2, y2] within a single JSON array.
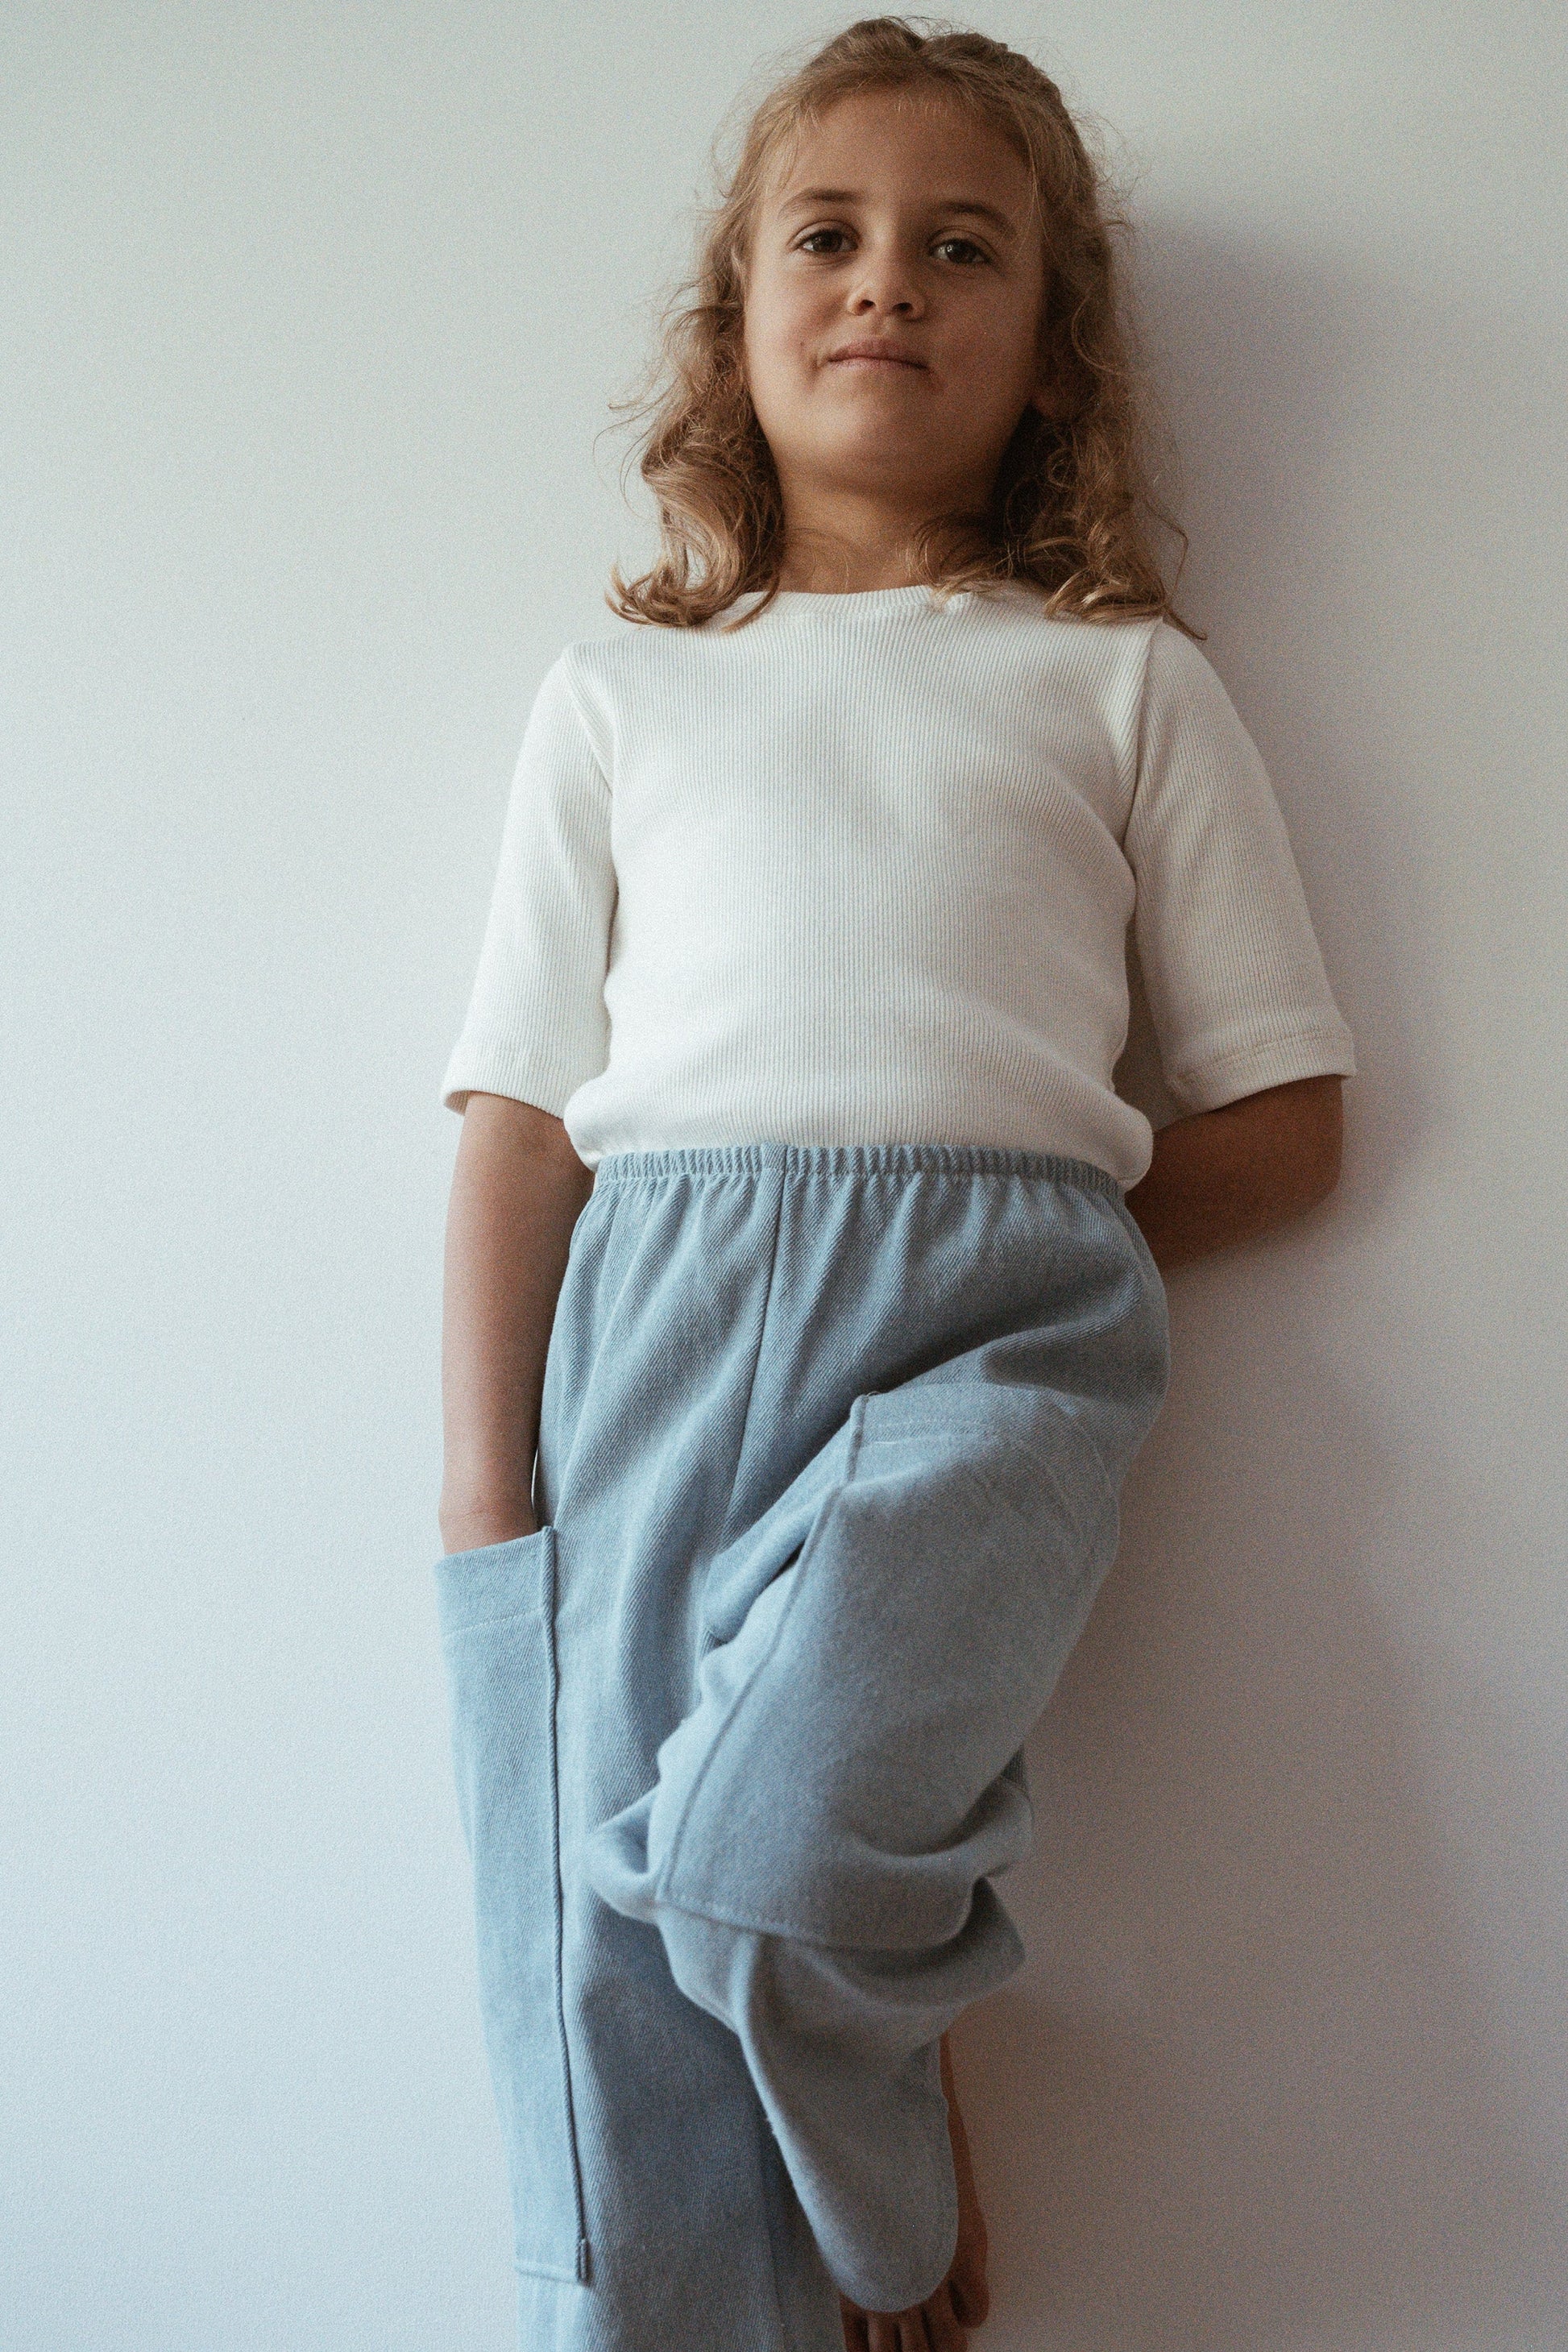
[[436, 1143, 1170, 2352]]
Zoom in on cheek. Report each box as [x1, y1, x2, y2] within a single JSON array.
[[745, 297, 818, 395], [951, 309, 1041, 407]]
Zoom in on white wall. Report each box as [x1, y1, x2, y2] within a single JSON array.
[[4, 6, 1563, 2346]]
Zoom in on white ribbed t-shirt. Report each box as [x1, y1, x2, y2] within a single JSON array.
[[441, 580, 1355, 1188]]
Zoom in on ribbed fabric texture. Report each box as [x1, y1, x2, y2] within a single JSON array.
[[441, 580, 1356, 1187]]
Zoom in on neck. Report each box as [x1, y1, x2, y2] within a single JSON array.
[[774, 492, 990, 594]]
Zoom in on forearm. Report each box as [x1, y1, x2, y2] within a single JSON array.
[[1122, 1073, 1344, 1275], [439, 1093, 595, 1553]]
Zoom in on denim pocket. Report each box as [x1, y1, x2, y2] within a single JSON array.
[[435, 1527, 589, 2285]]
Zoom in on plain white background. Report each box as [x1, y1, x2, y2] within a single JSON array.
[[4, 5, 1565, 2346]]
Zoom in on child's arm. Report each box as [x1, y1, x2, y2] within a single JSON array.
[[439, 1093, 594, 1554], [1122, 1072, 1343, 1276]]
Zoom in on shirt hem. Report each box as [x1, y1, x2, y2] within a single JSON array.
[[1169, 1027, 1357, 1112]]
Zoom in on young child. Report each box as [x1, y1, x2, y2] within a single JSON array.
[[434, 19, 1355, 2352]]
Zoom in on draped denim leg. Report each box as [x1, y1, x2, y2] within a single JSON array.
[[436, 1143, 1170, 2349]]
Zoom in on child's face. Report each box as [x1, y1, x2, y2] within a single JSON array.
[[742, 89, 1052, 528]]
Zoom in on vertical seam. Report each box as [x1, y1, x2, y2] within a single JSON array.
[[540, 1529, 591, 2281]]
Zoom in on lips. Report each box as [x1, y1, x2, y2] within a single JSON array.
[[827, 342, 926, 367]]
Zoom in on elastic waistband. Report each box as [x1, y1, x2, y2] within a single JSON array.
[[591, 1142, 1124, 1200]]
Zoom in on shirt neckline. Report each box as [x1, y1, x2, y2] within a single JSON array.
[[711, 582, 978, 627]]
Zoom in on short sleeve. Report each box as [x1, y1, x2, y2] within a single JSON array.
[[1123, 621, 1357, 1113], [440, 653, 616, 1116]]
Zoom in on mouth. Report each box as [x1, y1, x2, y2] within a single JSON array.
[[825, 344, 927, 370]]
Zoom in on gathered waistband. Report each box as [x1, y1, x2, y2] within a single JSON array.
[[591, 1141, 1124, 1201]]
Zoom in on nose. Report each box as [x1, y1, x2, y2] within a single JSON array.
[[845, 239, 925, 317]]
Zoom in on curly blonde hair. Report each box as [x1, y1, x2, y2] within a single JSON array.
[[604, 14, 1197, 637]]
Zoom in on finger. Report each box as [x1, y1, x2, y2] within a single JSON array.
[[840, 2294, 869, 2352], [865, 2313, 903, 2352]]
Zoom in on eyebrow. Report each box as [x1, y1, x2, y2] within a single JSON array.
[[774, 186, 1021, 242]]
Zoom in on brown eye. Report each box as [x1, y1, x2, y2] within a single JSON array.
[[798, 229, 849, 254], [934, 237, 987, 265]]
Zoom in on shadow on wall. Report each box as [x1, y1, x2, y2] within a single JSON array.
[[948, 225, 1567, 2347], [960, 1310, 1564, 2349]]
